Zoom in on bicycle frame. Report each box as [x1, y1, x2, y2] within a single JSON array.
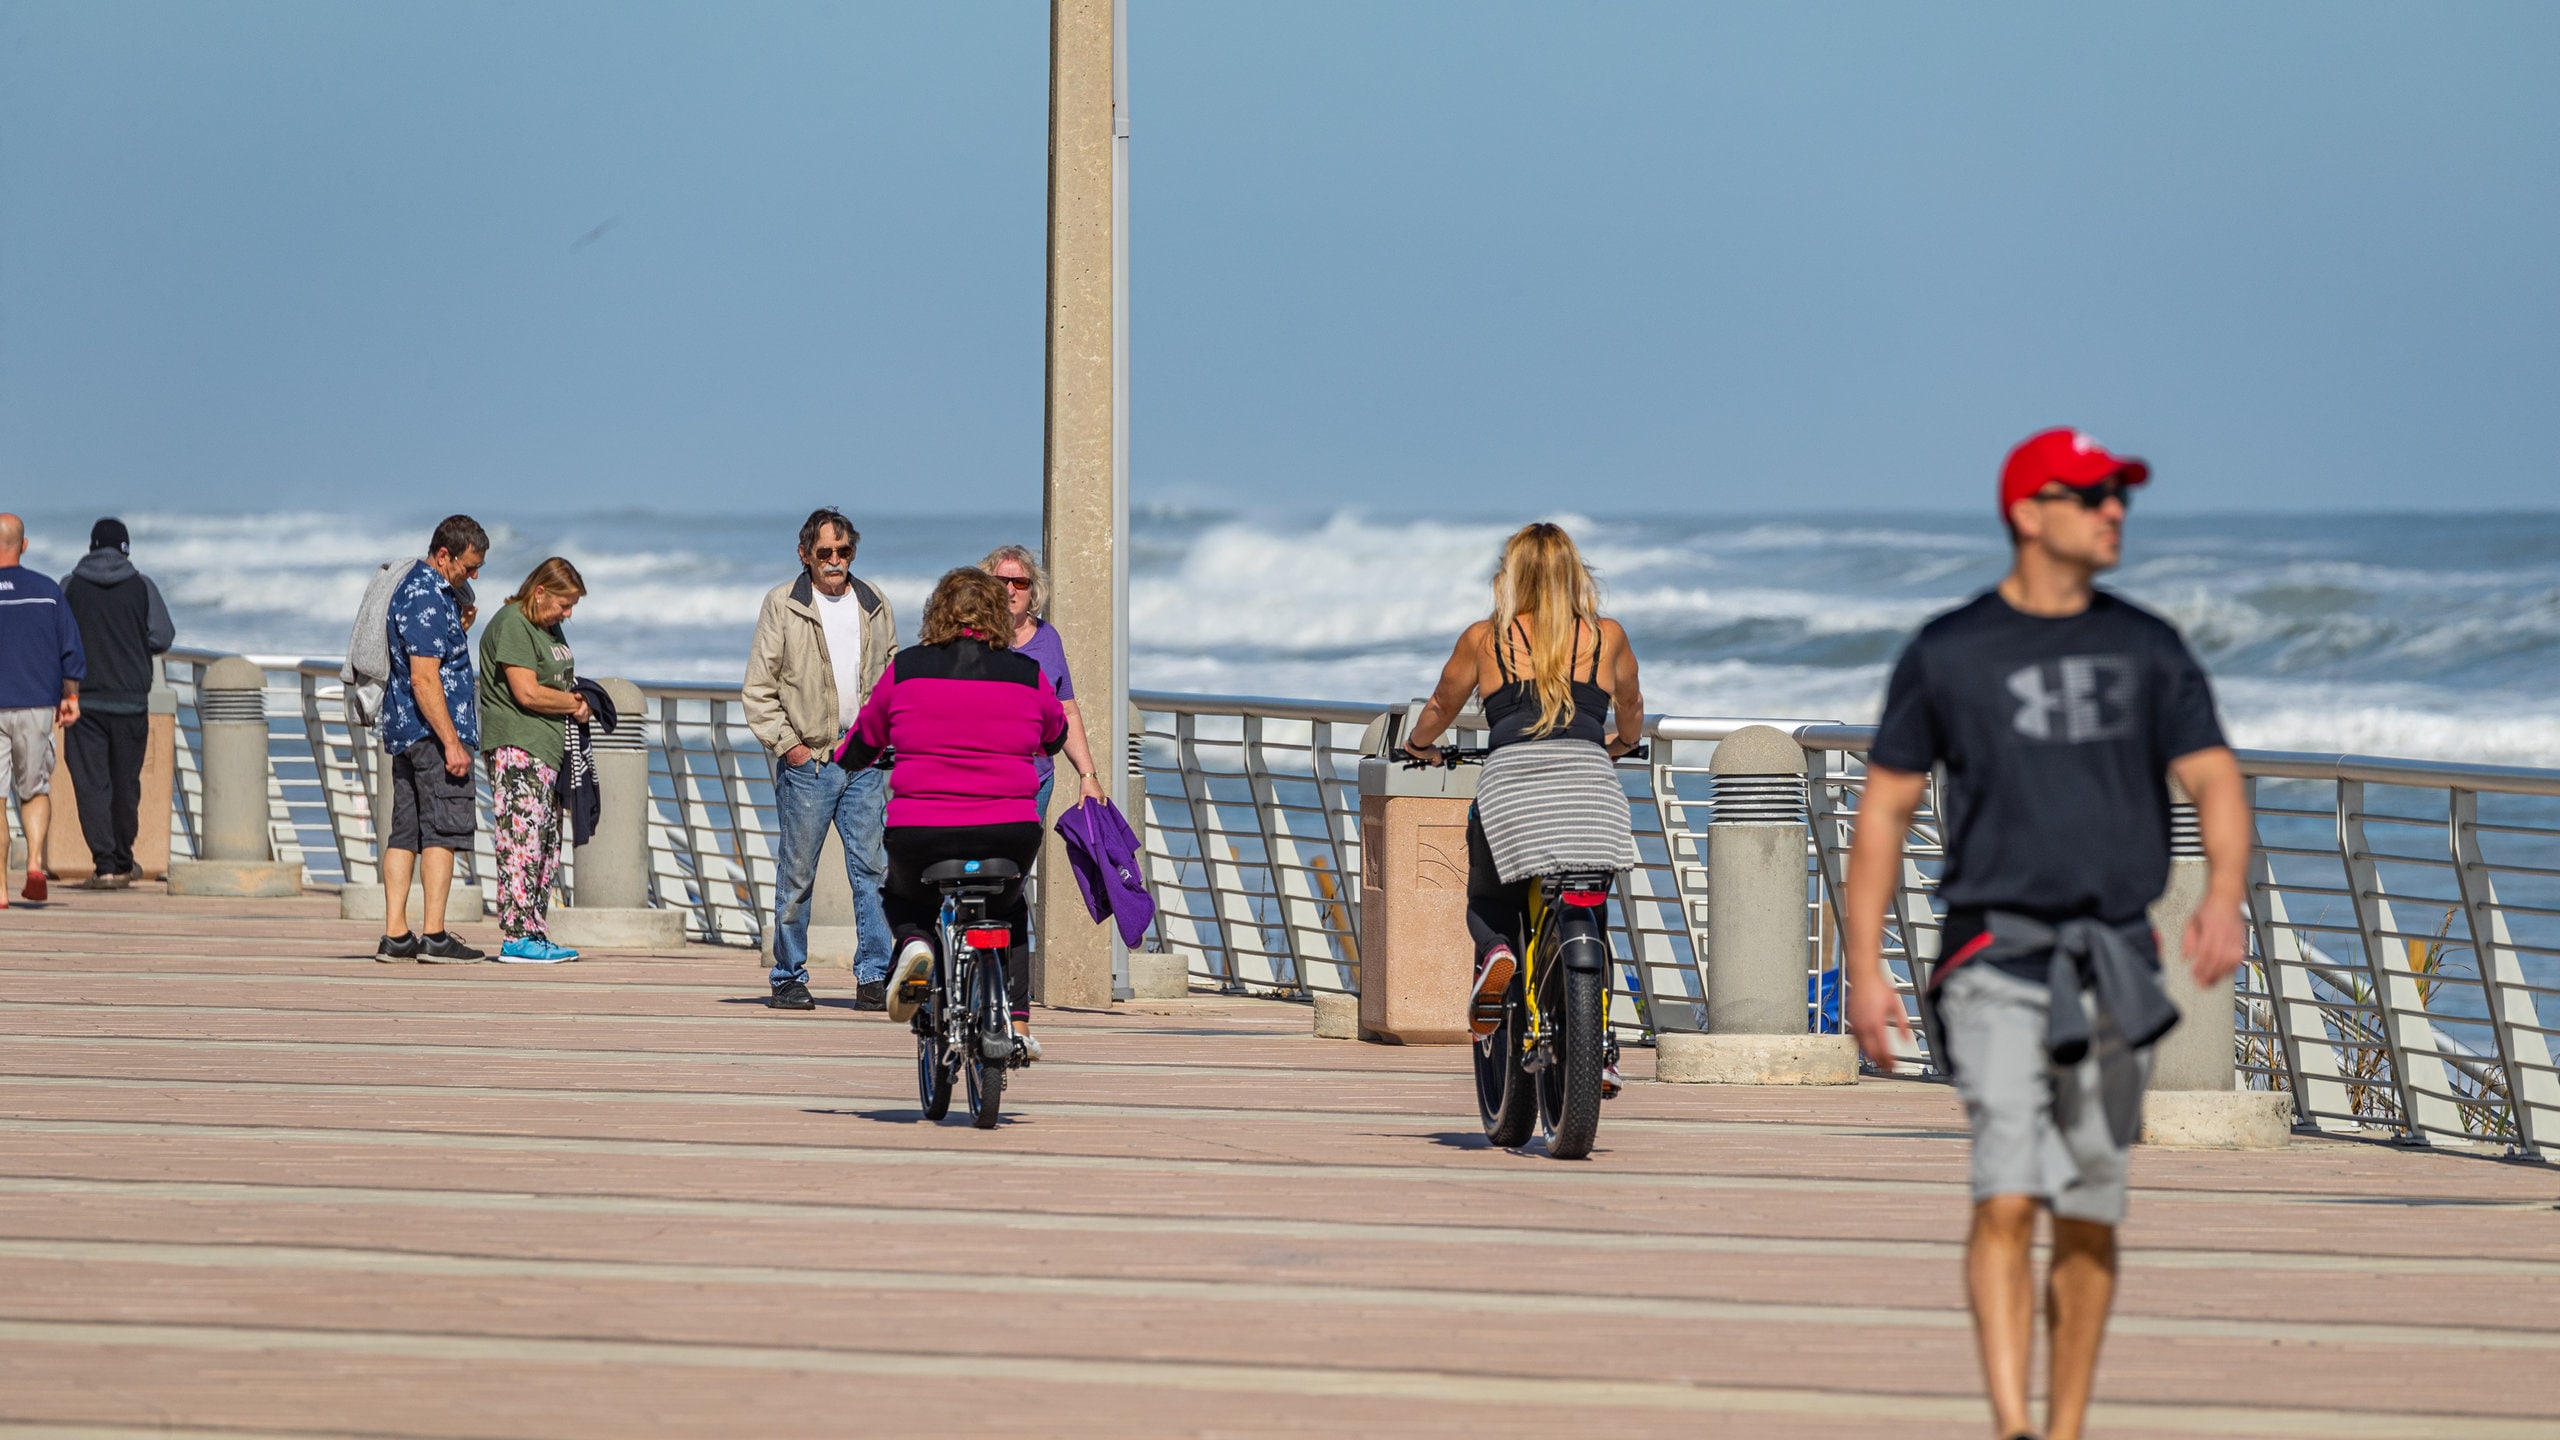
[[1518, 873, 1617, 1060]]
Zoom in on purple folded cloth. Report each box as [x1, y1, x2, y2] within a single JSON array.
[[1055, 797, 1156, 949]]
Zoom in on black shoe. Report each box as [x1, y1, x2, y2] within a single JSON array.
[[769, 980, 816, 1011], [417, 932, 486, 963], [375, 931, 421, 963], [853, 979, 887, 1011]]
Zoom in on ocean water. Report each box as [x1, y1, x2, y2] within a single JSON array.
[[16, 507, 2560, 766]]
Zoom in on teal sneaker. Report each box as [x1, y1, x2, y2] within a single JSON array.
[[497, 937, 581, 964]]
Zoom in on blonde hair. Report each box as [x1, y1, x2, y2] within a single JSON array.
[[1490, 522, 1601, 739], [505, 556, 587, 610], [920, 567, 1015, 647], [979, 544, 1050, 618]]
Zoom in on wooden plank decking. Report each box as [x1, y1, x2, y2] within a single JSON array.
[[2, 887, 2555, 1438]]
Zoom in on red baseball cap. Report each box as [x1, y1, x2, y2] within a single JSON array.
[[1998, 428, 2150, 517]]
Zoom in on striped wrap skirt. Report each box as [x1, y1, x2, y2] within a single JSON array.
[[1474, 738, 1637, 884]]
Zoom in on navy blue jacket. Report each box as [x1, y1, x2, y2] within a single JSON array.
[[0, 565, 86, 710]]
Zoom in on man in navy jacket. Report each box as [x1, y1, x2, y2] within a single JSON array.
[[0, 514, 87, 905]]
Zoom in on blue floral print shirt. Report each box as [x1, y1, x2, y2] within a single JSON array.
[[380, 562, 478, 753]]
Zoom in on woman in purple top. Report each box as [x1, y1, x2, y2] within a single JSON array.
[[982, 545, 1106, 817]]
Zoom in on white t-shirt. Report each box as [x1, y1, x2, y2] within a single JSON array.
[[813, 587, 867, 732]]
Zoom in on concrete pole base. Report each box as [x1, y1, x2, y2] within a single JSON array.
[[166, 860, 303, 899], [338, 883, 486, 923], [1656, 1033, 1859, 1086], [1311, 992, 1362, 1040], [2139, 1090, 2296, 1149], [1126, 951, 1189, 1000], [548, 906, 687, 952]]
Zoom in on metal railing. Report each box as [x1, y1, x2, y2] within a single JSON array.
[[159, 648, 2560, 1158]]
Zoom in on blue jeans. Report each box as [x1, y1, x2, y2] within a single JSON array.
[[769, 760, 891, 988]]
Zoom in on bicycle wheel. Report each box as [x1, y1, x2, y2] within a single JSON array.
[[1540, 949, 1608, 1161], [963, 950, 1006, 1129], [915, 953, 953, 1121], [1474, 965, 1535, 1147]]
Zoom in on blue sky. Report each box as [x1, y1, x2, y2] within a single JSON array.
[[2, 2, 2553, 517]]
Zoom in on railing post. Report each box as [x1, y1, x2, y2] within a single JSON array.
[[550, 679, 685, 951], [166, 657, 300, 897], [2139, 780, 2294, 1147], [2448, 789, 2555, 1158], [1658, 725, 1852, 1084]]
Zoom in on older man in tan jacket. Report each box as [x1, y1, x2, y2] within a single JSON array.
[[743, 508, 898, 1011]]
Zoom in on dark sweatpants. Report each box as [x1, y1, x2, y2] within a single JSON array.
[[883, 821, 1046, 1015], [1465, 808, 1529, 967], [66, 711, 149, 877]]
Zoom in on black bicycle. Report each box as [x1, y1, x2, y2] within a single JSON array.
[[1405, 742, 1639, 1160], [909, 857, 1033, 1128]]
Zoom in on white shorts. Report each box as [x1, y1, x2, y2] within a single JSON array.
[[0, 708, 53, 802], [1938, 962, 2152, 1226]]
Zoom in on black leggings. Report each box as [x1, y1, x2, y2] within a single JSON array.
[[883, 821, 1045, 1014], [1466, 808, 1528, 967]]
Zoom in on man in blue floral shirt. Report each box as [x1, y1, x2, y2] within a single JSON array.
[[376, 515, 489, 962]]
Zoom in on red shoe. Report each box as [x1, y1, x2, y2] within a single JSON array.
[[1469, 947, 1515, 1040], [20, 870, 43, 903]]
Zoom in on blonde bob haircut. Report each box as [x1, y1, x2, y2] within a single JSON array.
[[505, 556, 588, 610], [1490, 522, 1602, 740], [919, 567, 1016, 648], [979, 544, 1050, 620]]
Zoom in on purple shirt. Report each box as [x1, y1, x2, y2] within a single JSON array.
[[1016, 620, 1074, 788]]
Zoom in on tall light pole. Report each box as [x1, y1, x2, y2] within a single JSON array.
[[1037, 0, 1121, 1010]]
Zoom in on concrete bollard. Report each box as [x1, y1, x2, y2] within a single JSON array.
[[2140, 784, 2293, 1148], [1658, 726, 1856, 1085], [1126, 950, 1190, 1000], [341, 745, 485, 921], [168, 657, 301, 897], [551, 679, 684, 951]]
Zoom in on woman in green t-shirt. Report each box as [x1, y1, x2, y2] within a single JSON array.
[[477, 557, 590, 962]]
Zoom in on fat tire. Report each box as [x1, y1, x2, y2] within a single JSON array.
[[1545, 960, 1607, 1160], [1475, 969, 1535, 1148]]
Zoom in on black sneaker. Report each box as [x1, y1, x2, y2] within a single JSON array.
[[769, 980, 816, 1011], [375, 931, 421, 963], [853, 979, 887, 1011], [417, 932, 486, 963]]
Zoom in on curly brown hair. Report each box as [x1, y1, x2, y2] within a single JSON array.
[[918, 566, 1014, 647]]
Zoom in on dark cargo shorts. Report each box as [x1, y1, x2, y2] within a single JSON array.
[[386, 739, 479, 853]]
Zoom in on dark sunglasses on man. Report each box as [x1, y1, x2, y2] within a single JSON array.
[[2034, 475, 2136, 511]]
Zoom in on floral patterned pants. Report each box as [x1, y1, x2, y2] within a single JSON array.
[[488, 747, 562, 939]]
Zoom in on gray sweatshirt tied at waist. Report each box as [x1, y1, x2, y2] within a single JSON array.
[[1951, 913, 2182, 1070]]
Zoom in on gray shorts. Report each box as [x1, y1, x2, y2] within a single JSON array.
[[0, 708, 54, 802], [1938, 962, 2152, 1226], [386, 739, 478, 853]]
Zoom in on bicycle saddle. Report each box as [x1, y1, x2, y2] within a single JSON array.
[[921, 858, 1021, 885]]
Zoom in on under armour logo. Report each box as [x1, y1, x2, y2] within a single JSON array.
[[2006, 655, 2137, 743]]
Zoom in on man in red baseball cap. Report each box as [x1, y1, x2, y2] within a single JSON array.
[[1839, 428, 2251, 1440]]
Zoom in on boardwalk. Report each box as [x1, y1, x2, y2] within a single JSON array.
[[2, 889, 2555, 1439]]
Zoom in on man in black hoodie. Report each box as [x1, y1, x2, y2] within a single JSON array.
[[62, 519, 175, 889]]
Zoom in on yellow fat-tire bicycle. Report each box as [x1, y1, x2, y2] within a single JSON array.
[[1473, 869, 1620, 1158]]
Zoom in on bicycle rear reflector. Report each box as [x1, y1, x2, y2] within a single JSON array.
[[1558, 890, 1608, 908], [963, 927, 1013, 950]]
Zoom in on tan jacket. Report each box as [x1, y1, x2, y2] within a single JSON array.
[[741, 572, 898, 758]]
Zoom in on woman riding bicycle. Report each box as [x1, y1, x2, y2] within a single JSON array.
[[836, 567, 1066, 1055], [1401, 522, 1644, 1058]]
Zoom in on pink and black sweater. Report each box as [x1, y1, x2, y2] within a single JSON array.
[[835, 637, 1067, 829]]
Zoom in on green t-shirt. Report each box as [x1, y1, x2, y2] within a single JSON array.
[[476, 603, 576, 768]]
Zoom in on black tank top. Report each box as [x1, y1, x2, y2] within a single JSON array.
[[1482, 620, 1610, 751]]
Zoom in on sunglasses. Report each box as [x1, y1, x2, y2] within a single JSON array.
[[808, 545, 855, 561], [996, 574, 1034, 592], [2034, 477, 2135, 511]]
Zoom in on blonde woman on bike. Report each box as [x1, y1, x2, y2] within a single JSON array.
[[1401, 522, 1644, 1075]]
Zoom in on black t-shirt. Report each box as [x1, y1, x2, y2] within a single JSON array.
[[1870, 589, 2226, 973]]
